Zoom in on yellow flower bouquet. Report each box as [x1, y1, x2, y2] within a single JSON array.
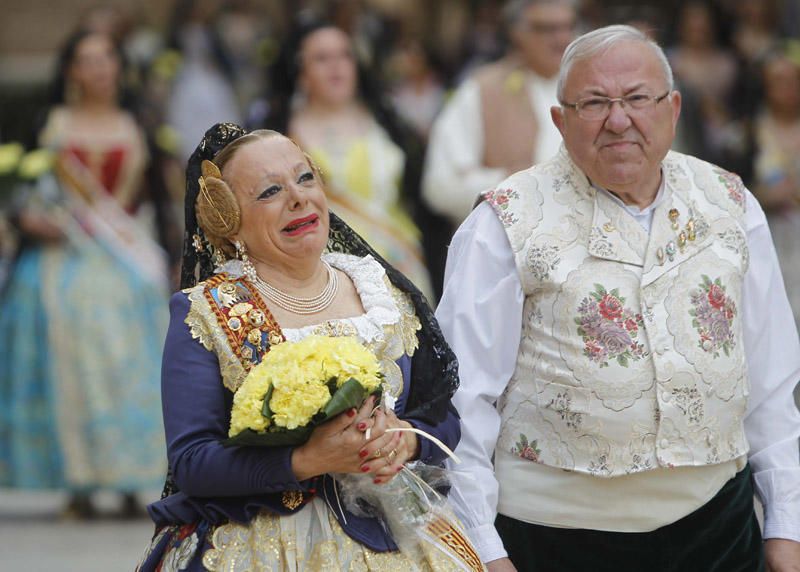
[[224, 335, 383, 447]]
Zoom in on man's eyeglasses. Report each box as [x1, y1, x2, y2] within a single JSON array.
[[560, 92, 671, 121]]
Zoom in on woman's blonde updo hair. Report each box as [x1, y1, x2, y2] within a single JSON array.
[[195, 129, 325, 258]]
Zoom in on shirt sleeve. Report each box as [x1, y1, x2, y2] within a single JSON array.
[[422, 80, 507, 226], [741, 190, 800, 542], [162, 292, 309, 497], [436, 202, 524, 562]]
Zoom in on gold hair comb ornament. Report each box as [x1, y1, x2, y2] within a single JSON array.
[[199, 159, 235, 234]]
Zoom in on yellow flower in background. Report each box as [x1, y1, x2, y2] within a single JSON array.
[[228, 335, 383, 438], [155, 124, 181, 155], [18, 149, 54, 180], [0, 142, 24, 175], [152, 49, 182, 80]]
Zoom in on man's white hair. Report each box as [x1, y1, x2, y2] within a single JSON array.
[[556, 24, 674, 101]]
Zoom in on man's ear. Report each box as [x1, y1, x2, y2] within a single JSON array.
[[670, 90, 682, 129], [551, 105, 566, 136]]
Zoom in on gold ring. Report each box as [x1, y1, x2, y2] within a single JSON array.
[[372, 448, 382, 459], [387, 449, 397, 463]]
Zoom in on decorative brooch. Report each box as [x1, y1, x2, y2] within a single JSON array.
[[657, 207, 698, 265]]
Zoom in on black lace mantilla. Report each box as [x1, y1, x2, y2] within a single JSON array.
[[163, 123, 459, 500]]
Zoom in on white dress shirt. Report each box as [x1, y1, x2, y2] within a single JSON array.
[[438, 194, 800, 563]]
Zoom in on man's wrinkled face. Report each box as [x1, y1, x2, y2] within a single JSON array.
[[551, 40, 681, 195]]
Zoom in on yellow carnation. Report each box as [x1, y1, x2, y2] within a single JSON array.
[[228, 364, 272, 437], [270, 379, 331, 430]]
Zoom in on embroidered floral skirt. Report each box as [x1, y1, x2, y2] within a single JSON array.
[[137, 498, 475, 571], [0, 243, 166, 490]]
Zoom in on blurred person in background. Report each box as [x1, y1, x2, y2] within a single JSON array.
[[753, 47, 800, 334], [667, 1, 739, 165], [421, 0, 577, 231], [0, 29, 167, 519], [165, 0, 243, 163], [265, 15, 434, 301], [730, 0, 782, 66], [389, 38, 445, 142]]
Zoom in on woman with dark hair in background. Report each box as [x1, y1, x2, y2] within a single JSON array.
[[265, 15, 435, 301], [0, 29, 167, 519]]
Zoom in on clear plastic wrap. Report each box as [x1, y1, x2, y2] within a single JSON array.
[[334, 462, 485, 571]]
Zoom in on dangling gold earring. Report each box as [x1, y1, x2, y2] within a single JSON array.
[[211, 244, 227, 268], [235, 240, 257, 282]]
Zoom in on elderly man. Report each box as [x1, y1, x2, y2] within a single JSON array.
[[421, 0, 576, 229], [438, 25, 800, 572]]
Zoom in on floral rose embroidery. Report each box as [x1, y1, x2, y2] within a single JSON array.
[[689, 275, 737, 357], [714, 168, 745, 208], [598, 293, 623, 320], [575, 284, 648, 367], [484, 188, 520, 227], [512, 433, 541, 462]]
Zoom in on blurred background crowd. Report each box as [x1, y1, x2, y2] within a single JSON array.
[[1, 0, 799, 524]]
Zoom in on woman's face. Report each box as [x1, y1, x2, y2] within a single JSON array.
[[68, 34, 120, 102], [299, 27, 358, 106], [224, 135, 330, 271]]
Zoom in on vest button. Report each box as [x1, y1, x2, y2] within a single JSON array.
[[659, 439, 669, 448], [661, 391, 670, 402]]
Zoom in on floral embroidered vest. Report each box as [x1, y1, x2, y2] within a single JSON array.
[[484, 147, 750, 477]]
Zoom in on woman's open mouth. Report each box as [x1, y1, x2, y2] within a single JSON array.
[[283, 214, 319, 236]]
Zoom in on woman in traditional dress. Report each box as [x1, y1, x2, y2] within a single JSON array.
[[0, 29, 167, 517], [266, 18, 435, 301], [137, 124, 482, 571]]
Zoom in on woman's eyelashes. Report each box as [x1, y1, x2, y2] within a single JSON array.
[[256, 172, 314, 200], [258, 185, 281, 200]]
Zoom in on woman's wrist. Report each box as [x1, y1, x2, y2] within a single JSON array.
[[290, 445, 318, 481], [399, 420, 421, 460]]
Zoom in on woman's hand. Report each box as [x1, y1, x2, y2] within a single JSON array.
[[356, 407, 420, 484], [290, 396, 378, 481]]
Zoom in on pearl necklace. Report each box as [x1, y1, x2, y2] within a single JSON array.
[[252, 261, 339, 315]]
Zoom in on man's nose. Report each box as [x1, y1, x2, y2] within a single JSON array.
[[604, 100, 632, 133]]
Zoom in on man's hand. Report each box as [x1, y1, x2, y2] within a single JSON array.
[[765, 539, 800, 572], [486, 557, 518, 572]]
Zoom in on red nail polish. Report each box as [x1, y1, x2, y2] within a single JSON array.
[[396, 466, 403, 472], [361, 465, 370, 472], [347, 409, 356, 417], [356, 422, 366, 430], [373, 478, 381, 484], [358, 450, 368, 458]]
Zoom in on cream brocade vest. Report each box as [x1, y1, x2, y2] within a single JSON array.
[[485, 147, 751, 477]]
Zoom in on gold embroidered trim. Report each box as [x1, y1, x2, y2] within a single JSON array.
[[387, 280, 421, 358], [186, 281, 247, 392], [184, 273, 285, 392]]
